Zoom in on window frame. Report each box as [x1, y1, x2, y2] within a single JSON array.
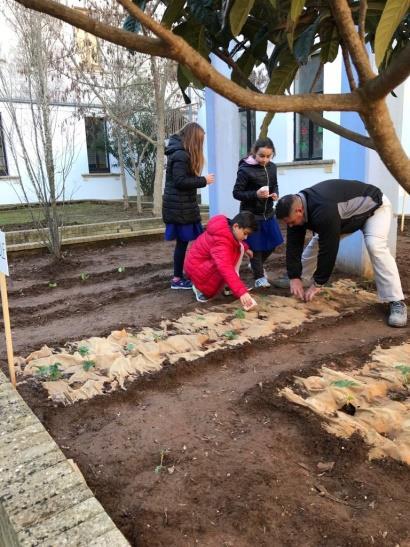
[[84, 116, 110, 174], [293, 56, 324, 162], [239, 108, 256, 158], [0, 114, 9, 177]]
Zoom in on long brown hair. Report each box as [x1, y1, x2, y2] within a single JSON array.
[[179, 122, 205, 176]]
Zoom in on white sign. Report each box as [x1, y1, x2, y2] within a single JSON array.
[[0, 231, 9, 276]]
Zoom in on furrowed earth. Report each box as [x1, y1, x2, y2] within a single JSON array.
[[2, 226, 410, 547]]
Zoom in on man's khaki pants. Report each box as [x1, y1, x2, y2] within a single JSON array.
[[300, 195, 404, 302]]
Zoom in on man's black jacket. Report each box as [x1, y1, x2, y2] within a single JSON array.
[[162, 134, 207, 225], [287, 179, 383, 285], [232, 159, 278, 220]]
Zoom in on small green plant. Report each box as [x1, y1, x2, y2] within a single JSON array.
[[395, 364, 410, 384], [154, 449, 168, 474], [223, 330, 238, 340], [117, 266, 126, 273], [331, 379, 358, 388], [48, 282, 57, 288], [36, 362, 62, 380], [126, 343, 135, 352], [77, 345, 90, 357], [82, 359, 95, 372], [234, 308, 246, 319], [80, 272, 89, 281]]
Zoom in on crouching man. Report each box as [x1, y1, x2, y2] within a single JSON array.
[[275, 179, 407, 327]]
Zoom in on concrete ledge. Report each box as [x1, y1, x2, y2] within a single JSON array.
[[0, 371, 130, 546], [5, 208, 209, 252]]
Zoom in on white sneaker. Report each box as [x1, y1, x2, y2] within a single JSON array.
[[255, 276, 271, 288], [388, 301, 407, 327]]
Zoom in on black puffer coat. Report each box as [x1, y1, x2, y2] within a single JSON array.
[[232, 159, 279, 220], [162, 135, 207, 225]]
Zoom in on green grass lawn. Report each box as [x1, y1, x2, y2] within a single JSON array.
[[0, 200, 154, 231]]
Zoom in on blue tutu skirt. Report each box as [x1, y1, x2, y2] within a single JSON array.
[[246, 217, 284, 252], [165, 222, 203, 242]]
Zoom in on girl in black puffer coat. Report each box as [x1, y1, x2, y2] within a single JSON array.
[[163, 122, 215, 289], [233, 138, 283, 288]]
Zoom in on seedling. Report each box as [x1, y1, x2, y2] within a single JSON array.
[[83, 359, 95, 372], [234, 308, 246, 319], [117, 266, 126, 273], [77, 345, 90, 357], [331, 380, 358, 415], [125, 343, 135, 352], [48, 282, 57, 288], [154, 449, 169, 474], [80, 272, 89, 281], [223, 330, 238, 340], [395, 364, 410, 384], [36, 362, 62, 380]]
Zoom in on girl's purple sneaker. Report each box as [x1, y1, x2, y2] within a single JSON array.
[[171, 278, 192, 290]]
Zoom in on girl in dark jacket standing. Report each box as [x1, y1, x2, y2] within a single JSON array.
[[163, 122, 215, 289], [233, 137, 283, 288]]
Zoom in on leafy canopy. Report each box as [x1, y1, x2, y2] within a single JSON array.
[[125, 0, 410, 100]]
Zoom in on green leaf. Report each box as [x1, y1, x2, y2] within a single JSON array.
[[83, 360, 95, 372], [290, 0, 305, 23], [229, 0, 256, 36], [78, 345, 90, 357], [162, 0, 185, 28], [265, 49, 299, 95], [293, 16, 320, 65], [177, 64, 192, 103], [234, 308, 246, 319], [331, 379, 359, 388], [223, 330, 238, 340], [374, 0, 410, 67], [320, 24, 340, 64], [287, 0, 306, 50], [267, 0, 276, 7]]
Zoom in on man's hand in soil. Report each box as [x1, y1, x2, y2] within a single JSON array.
[[290, 278, 305, 300], [304, 284, 322, 302]]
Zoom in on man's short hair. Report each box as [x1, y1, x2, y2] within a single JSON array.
[[275, 195, 297, 220], [230, 211, 258, 232]]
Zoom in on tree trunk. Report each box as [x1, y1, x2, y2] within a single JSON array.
[[151, 57, 166, 217], [117, 133, 130, 210], [132, 155, 143, 215]]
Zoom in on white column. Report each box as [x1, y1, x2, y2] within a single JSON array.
[[204, 54, 240, 218]]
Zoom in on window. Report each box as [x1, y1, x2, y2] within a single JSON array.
[[0, 114, 8, 176], [239, 109, 256, 158], [294, 56, 323, 160], [85, 117, 110, 173]]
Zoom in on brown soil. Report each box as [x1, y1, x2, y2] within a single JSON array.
[[2, 228, 410, 547]]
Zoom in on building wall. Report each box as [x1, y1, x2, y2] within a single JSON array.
[[0, 102, 136, 206]]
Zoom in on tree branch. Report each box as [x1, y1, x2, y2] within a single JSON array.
[[358, 0, 367, 46], [115, 0, 363, 113], [302, 111, 375, 149], [329, 0, 375, 84], [14, 0, 173, 58], [341, 41, 357, 91], [362, 42, 410, 101]]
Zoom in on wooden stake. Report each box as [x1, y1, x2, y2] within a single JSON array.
[[0, 272, 16, 387]]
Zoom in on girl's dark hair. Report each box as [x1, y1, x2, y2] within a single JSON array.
[[230, 211, 258, 232], [251, 137, 276, 157]]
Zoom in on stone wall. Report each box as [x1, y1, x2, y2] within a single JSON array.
[[0, 371, 130, 546]]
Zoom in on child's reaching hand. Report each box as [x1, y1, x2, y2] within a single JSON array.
[[240, 292, 256, 310], [245, 249, 253, 259]]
